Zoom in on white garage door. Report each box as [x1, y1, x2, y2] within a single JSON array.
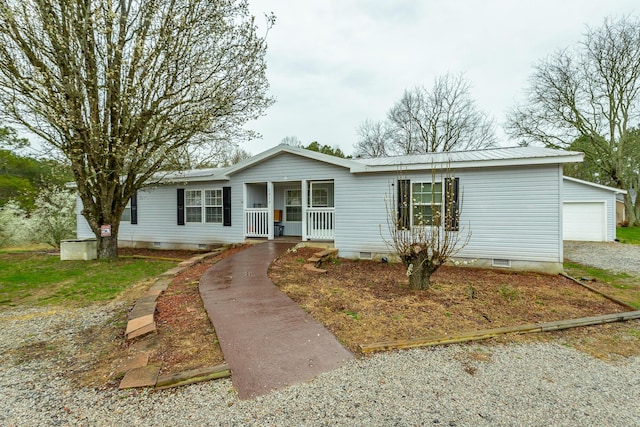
[[563, 202, 606, 241]]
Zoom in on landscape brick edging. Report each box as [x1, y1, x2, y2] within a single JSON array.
[[119, 247, 228, 390]]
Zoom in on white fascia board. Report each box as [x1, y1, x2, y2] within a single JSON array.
[[224, 144, 356, 175], [351, 153, 584, 173], [563, 175, 627, 194]]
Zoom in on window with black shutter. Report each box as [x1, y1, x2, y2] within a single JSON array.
[[397, 179, 411, 229], [223, 187, 231, 226], [177, 188, 185, 225], [444, 177, 460, 231]]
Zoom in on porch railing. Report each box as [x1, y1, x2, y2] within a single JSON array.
[[245, 208, 269, 237], [307, 208, 335, 240]]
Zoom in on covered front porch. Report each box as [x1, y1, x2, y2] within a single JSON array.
[[243, 180, 335, 241]]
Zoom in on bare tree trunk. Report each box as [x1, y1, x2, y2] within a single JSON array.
[[625, 192, 639, 226], [406, 253, 438, 290], [96, 233, 118, 259]]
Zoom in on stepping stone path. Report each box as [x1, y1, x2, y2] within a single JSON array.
[[119, 247, 230, 390], [303, 248, 339, 274]]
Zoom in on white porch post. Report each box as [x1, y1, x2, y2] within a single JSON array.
[[267, 181, 274, 240], [301, 179, 308, 241], [242, 183, 247, 238]]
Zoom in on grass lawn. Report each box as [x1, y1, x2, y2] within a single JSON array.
[[617, 226, 640, 244], [0, 252, 175, 307], [563, 261, 640, 309]]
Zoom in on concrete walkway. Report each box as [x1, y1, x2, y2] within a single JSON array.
[[199, 242, 354, 399]]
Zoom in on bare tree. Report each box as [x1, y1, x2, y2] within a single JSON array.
[[387, 74, 497, 155], [220, 146, 252, 166], [506, 16, 640, 225], [281, 135, 303, 147], [353, 119, 392, 158], [383, 168, 470, 290], [0, 0, 274, 258]]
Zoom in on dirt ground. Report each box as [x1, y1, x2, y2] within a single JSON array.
[[73, 247, 243, 388], [79, 244, 640, 389], [269, 247, 640, 359]]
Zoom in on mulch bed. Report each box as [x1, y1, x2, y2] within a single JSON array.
[[269, 246, 631, 354], [151, 245, 249, 375]]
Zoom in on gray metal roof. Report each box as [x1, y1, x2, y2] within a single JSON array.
[[155, 167, 229, 183], [354, 146, 579, 166], [151, 145, 584, 183]]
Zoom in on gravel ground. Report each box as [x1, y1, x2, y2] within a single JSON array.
[[564, 241, 640, 277], [2, 303, 640, 426]]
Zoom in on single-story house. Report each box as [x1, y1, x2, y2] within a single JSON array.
[[77, 144, 587, 273], [562, 176, 626, 241]]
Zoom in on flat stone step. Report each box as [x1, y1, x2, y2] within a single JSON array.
[[119, 365, 160, 389], [313, 248, 338, 258], [116, 353, 149, 376], [303, 263, 327, 273], [306, 256, 322, 263], [126, 321, 157, 340]]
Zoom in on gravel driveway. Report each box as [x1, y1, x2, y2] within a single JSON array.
[[2, 303, 639, 426], [564, 241, 640, 277]]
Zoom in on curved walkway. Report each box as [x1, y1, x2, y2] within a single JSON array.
[[199, 242, 353, 399]]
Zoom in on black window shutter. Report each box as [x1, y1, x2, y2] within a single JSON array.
[[177, 189, 185, 225], [445, 177, 460, 231], [130, 192, 138, 225], [223, 187, 231, 226], [397, 179, 410, 229]]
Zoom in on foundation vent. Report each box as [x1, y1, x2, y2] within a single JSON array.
[[153, 242, 162, 247], [359, 252, 372, 260], [198, 244, 207, 249], [492, 259, 511, 268]]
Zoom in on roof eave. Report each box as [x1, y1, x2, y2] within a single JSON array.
[[563, 175, 627, 194], [352, 153, 584, 173], [224, 144, 356, 175]]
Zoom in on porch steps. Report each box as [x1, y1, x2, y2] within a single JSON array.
[[303, 248, 339, 273], [303, 263, 328, 274]]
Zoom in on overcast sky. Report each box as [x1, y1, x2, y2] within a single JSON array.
[[243, 0, 639, 156]]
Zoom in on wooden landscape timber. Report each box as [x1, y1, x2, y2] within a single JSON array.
[[560, 273, 637, 311], [155, 364, 232, 390], [359, 310, 640, 353]]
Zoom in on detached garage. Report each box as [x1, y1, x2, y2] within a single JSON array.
[[563, 176, 626, 241]]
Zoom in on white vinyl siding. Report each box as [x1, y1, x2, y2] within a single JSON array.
[[333, 164, 564, 264], [78, 184, 241, 247], [563, 178, 617, 241], [75, 150, 567, 268]]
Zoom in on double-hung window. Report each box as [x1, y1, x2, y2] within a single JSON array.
[[285, 189, 302, 222], [121, 200, 132, 222], [205, 189, 223, 223], [412, 182, 442, 226], [311, 188, 328, 207], [185, 189, 222, 223]]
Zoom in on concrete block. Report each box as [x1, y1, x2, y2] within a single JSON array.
[[60, 239, 97, 261]]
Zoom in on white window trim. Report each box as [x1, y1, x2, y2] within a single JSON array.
[[309, 181, 333, 208], [204, 189, 223, 224], [411, 182, 443, 227], [185, 188, 223, 224], [285, 188, 302, 222], [121, 199, 132, 222]]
